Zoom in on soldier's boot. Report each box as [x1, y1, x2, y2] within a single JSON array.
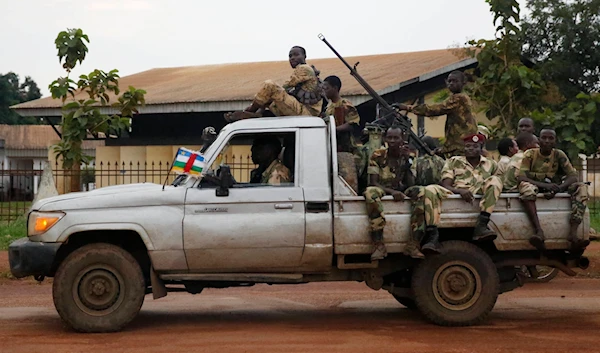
[[521, 200, 546, 252], [473, 212, 497, 242], [403, 232, 425, 259], [567, 221, 590, 251], [370, 230, 387, 261], [421, 226, 441, 255]]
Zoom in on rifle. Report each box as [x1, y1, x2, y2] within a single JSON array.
[[318, 34, 432, 155]]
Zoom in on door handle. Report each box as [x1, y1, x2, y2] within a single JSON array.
[[274, 203, 294, 210]]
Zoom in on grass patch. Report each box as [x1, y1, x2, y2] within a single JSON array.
[[0, 217, 27, 250]]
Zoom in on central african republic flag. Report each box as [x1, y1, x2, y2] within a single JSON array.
[[171, 148, 206, 176]]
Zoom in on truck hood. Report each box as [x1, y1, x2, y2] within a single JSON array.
[[32, 183, 185, 211]]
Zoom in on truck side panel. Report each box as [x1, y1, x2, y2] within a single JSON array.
[[333, 190, 588, 255]]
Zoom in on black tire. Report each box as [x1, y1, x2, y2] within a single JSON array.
[[52, 243, 146, 333], [411, 240, 499, 326], [392, 295, 417, 310]]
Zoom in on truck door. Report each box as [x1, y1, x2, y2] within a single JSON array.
[[183, 130, 306, 272]]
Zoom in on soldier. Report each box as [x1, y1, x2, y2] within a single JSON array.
[[496, 137, 518, 177], [363, 126, 414, 260], [393, 71, 477, 157], [502, 132, 539, 192], [411, 134, 503, 251], [518, 127, 590, 251], [321, 75, 361, 153], [518, 117, 536, 134], [403, 136, 447, 257], [225, 46, 323, 122], [249, 136, 291, 185]]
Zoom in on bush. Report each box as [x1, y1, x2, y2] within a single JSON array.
[[0, 217, 27, 250]]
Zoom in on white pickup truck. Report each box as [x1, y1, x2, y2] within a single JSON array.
[[9, 116, 591, 332]]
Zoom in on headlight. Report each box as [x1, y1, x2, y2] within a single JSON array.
[[27, 211, 65, 236]]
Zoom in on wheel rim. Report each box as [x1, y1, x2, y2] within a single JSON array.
[[72, 264, 125, 316], [432, 260, 482, 311], [535, 266, 557, 280]]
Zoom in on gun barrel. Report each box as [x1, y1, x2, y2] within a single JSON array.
[[318, 34, 432, 155]]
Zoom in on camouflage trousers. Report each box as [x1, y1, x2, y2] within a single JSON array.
[[406, 185, 453, 233], [519, 181, 589, 223], [410, 176, 503, 232], [254, 80, 321, 117], [364, 186, 387, 232]]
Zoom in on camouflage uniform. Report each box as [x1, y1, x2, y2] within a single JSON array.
[[325, 99, 364, 192], [251, 160, 291, 185], [407, 93, 478, 157], [496, 155, 512, 178], [502, 151, 524, 191], [403, 154, 447, 255], [416, 156, 502, 228], [325, 98, 360, 151], [254, 64, 322, 117], [364, 147, 411, 232], [519, 148, 588, 223]]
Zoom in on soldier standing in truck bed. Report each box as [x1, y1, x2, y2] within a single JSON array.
[[393, 71, 477, 158]]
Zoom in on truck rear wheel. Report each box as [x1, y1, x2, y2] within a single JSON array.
[[411, 240, 499, 326], [53, 243, 145, 332]]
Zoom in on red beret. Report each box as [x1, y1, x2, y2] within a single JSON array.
[[463, 133, 486, 144]]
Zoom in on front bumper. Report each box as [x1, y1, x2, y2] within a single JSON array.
[[8, 238, 61, 278]]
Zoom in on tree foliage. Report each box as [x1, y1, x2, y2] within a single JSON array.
[[465, 0, 550, 136], [50, 28, 145, 191], [467, 0, 600, 161], [522, 0, 600, 99], [0, 73, 42, 124]]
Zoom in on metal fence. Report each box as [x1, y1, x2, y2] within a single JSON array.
[[2, 154, 597, 222], [0, 155, 257, 222]]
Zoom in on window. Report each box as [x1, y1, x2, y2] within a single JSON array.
[[208, 131, 296, 187]]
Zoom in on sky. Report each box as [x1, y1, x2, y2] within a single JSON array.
[[0, 0, 527, 96]]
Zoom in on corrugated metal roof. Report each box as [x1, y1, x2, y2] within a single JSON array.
[[0, 125, 103, 150], [13, 48, 469, 113]]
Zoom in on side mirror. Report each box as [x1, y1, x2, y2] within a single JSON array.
[[216, 165, 234, 197]]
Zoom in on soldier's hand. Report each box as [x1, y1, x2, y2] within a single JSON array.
[[391, 191, 406, 201], [546, 183, 560, 193], [457, 189, 474, 203], [544, 191, 557, 200]]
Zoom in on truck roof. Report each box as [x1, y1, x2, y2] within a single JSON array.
[[227, 116, 327, 130]]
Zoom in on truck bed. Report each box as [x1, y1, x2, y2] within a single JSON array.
[[333, 184, 589, 255]]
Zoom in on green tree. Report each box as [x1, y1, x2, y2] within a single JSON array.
[[465, 0, 550, 137], [522, 0, 600, 99], [467, 0, 600, 162], [521, 0, 600, 150], [50, 28, 146, 192], [0, 72, 42, 124]]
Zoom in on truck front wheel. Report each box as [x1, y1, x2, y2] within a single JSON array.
[[53, 243, 146, 332], [411, 240, 499, 326]]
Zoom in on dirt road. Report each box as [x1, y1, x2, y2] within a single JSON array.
[[1, 247, 600, 353]]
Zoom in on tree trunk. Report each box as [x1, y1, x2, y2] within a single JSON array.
[[70, 163, 81, 193]]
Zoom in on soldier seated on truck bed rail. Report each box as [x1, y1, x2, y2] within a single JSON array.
[[403, 136, 446, 258], [225, 46, 324, 122], [363, 126, 414, 261], [411, 133, 503, 249], [517, 127, 590, 252]]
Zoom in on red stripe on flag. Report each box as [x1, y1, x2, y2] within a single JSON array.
[[183, 153, 197, 172]]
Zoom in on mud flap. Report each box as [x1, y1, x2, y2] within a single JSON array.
[[150, 266, 167, 299]]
